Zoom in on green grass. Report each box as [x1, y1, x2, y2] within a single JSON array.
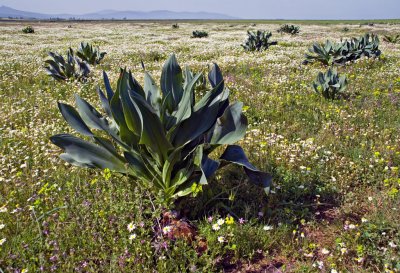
[[0, 21, 399, 272]]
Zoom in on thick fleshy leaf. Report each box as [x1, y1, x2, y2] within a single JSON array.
[[160, 54, 183, 111], [210, 102, 248, 145], [208, 63, 223, 88], [58, 102, 93, 136], [123, 151, 158, 185], [97, 87, 113, 118], [171, 95, 221, 147], [50, 134, 127, 173], [162, 148, 182, 188], [119, 79, 143, 138], [130, 91, 172, 162], [103, 71, 114, 101], [111, 70, 139, 146], [193, 145, 207, 185], [143, 71, 161, 115], [201, 155, 220, 179], [220, 145, 272, 194], [74, 94, 111, 132], [128, 71, 146, 98], [166, 72, 202, 130]]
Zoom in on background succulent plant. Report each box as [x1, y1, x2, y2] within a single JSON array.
[[242, 30, 277, 52], [22, 26, 34, 33], [192, 30, 208, 38], [44, 48, 90, 81], [277, 24, 300, 35], [303, 33, 381, 65], [172, 23, 179, 29], [50, 54, 271, 207], [383, 34, 400, 44], [313, 68, 348, 100], [76, 42, 107, 65]]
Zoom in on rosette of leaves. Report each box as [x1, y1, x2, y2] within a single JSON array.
[[242, 30, 277, 52], [50, 54, 272, 207], [76, 42, 107, 65], [303, 34, 381, 65], [22, 26, 34, 33], [340, 33, 381, 62], [303, 40, 344, 65], [192, 30, 208, 38], [44, 48, 90, 81], [313, 68, 348, 100], [277, 24, 300, 35], [383, 34, 400, 44]]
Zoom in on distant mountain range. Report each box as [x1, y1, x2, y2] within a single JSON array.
[[0, 5, 238, 20]]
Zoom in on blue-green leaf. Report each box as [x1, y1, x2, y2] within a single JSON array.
[[220, 145, 272, 194], [57, 102, 93, 136]]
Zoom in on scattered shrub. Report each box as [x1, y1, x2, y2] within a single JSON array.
[[303, 33, 381, 65], [76, 42, 107, 65], [44, 48, 90, 81], [192, 30, 208, 38], [172, 23, 179, 29], [277, 24, 300, 35], [22, 26, 34, 33], [383, 34, 400, 44], [342, 27, 350, 32], [50, 54, 271, 207], [313, 68, 348, 100], [241, 30, 277, 52]]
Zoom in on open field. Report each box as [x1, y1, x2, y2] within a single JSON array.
[[0, 21, 400, 272]]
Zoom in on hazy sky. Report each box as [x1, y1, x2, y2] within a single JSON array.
[[1, 0, 399, 19]]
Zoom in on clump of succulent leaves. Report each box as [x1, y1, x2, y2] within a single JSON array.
[[277, 24, 300, 35], [22, 26, 34, 33], [313, 68, 348, 100], [44, 48, 90, 81], [76, 42, 107, 65], [383, 34, 400, 44], [50, 54, 272, 207], [192, 30, 208, 38], [242, 30, 278, 52], [303, 33, 381, 65], [172, 23, 179, 29]]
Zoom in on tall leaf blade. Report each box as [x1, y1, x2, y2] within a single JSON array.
[[50, 134, 127, 173], [160, 54, 183, 111], [220, 145, 272, 194], [58, 102, 93, 136]]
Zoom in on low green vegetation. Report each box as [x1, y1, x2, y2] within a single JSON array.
[[241, 30, 277, 51]]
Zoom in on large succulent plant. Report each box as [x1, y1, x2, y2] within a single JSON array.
[[303, 33, 381, 66], [50, 54, 272, 207], [383, 34, 400, 44], [192, 30, 208, 38], [22, 26, 34, 33], [313, 68, 348, 100], [44, 48, 90, 81], [242, 30, 277, 52], [76, 42, 107, 65], [277, 24, 300, 35]]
